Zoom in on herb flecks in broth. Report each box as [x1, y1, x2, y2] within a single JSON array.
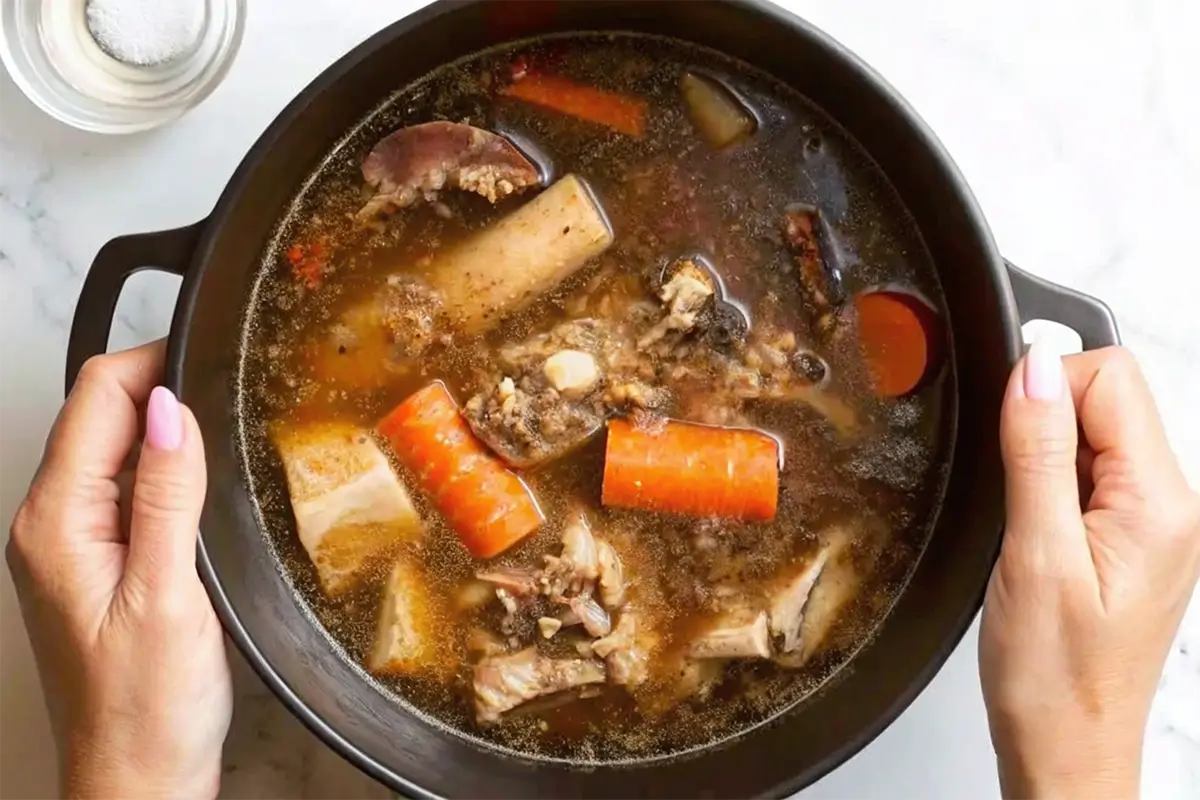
[[238, 34, 952, 763]]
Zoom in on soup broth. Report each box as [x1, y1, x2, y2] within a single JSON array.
[[238, 33, 954, 762]]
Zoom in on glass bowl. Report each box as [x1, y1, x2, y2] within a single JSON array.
[[0, 0, 245, 134]]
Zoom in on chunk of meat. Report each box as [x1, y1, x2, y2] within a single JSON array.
[[783, 206, 845, 340], [272, 423, 422, 595], [501, 317, 644, 378], [560, 514, 600, 582], [543, 349, 601, 396], [465, 322, 619, 468], [773, 527, 858, 668], [795, 534, 859, 663], [567, 593, 612, 638], [604, 380, 670, 412], [688, 611, 772, 660], [473, 648, 606, 724], [463, 373, 603, 470], [359, 122, 540, 219], [638, 259, 716, 348], [768, 548, 830, 654], [367, 559, 444, 676], [474, 566, 540, 597], [540, 514, 600, 598], [596, 539, 627, 609], [592, 609, 656, 687]]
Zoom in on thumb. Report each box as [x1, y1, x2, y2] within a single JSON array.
[[126, 386, 207, 593], [999, 340, 1084, 543]]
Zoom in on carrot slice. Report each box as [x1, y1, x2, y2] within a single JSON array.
[[854, 290, 937, 397], [501, 74, 647, 138], [377, 382, 543, 559], [601, 418, 779, 522]]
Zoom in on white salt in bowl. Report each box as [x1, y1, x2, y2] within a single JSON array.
[[0, 0, 245, 133]]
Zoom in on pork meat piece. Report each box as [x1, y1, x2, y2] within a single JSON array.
[[591, 609, 657, 688], [782, 205, 845, 339], [795, 534, 859, 662], [474, 566, 541, 597], [768, 548, 831, 654], [540, 514, 600, 597], [368, 558, 444, 677], [774, 527, 857, 668], [473, 648, 606, 723], [560, 514, 600, 582], [637, 259, 717, 349], [272, 422, 422, 595], [566, 593, 612, 638], [360, 122, 541, 219], [687, 611, 772, 660], [596, 539, 627, 609], [465, 320, 626, 469], [463, 376, 604, 469]]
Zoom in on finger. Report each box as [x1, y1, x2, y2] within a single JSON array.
[[126, 387, 207, 592], [999, 340, 1087, 550], [1076, 444, 1096, 505], [37, 341, 166, 495], [1062, 347, 1178, 484]]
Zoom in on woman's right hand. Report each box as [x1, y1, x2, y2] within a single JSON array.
[[980, 343, 1200, 799]]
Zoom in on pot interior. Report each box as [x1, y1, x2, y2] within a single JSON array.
[[174, 2, 1017, 797]]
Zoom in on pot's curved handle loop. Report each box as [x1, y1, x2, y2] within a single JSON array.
[[65, 222, 205, 396], [1004, 259, 1121, 351]]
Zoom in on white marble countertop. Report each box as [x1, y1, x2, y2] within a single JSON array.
[[1, 1, 1197, 798]]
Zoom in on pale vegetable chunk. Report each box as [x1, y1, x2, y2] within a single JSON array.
[[273, 422, 422, 595], [680, 72, 756, 149], [425, 174, 614, 333], [368, 559, 440, 676]]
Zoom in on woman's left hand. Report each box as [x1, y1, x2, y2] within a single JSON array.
[[6, 340, 232, 799]]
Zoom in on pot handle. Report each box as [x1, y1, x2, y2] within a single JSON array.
[[65, 222, 205, 396], [1004, 259, 1121, 350]]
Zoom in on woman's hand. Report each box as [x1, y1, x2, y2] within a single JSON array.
[[981, 343, 1200, 799], [6, 341, 232, 799]]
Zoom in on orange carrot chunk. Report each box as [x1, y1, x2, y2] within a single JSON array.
[[377, 382, 543, 559], [601, 418, 779, 522], [501, 74, 647, 138], [855, 290, 936, 398]]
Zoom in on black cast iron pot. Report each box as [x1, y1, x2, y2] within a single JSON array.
[[65, 1, 1120, 797]]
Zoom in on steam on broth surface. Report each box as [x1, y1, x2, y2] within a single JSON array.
[[238, 33, 954, 762]]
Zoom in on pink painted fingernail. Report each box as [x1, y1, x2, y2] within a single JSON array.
[[146, 386, 183, 451], [1023, 340, 1064, 401]]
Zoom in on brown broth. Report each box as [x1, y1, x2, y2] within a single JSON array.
[[237, 33, 954, 763]]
